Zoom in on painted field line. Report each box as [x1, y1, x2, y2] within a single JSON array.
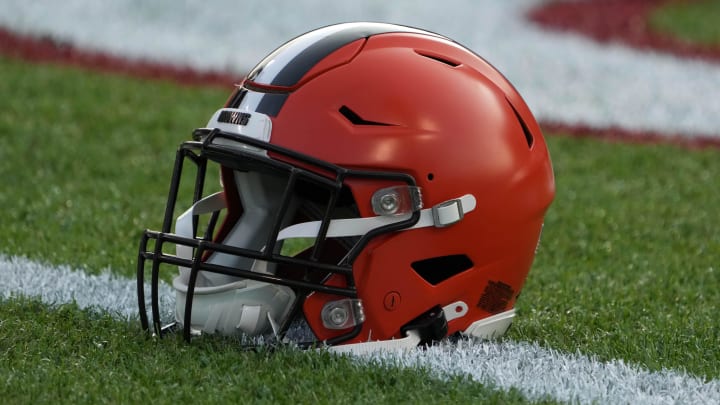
[[0, 254, 175, 322], [2, 254, 718, 404]]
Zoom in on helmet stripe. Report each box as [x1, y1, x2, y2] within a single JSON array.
[[245, 23, 434, 116], [250, 23, 429, 88]]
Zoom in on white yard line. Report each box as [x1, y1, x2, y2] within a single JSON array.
[[2, 254, 719, 404], [0, 0, 719, 138], [0, 255, 175, 321]]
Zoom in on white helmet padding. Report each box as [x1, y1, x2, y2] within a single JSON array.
[[173, 276, 295, 336], [173, 169, 298, 336]]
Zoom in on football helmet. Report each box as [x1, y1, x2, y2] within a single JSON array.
[[137, 22, 555, 352]]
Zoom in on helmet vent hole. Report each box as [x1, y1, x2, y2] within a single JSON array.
[[339, 105, 393, 126], [427, 173, 434, 181], [415, 51, 461, 67], [411, 254, 474, 285]]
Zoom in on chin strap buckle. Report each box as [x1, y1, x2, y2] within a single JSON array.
[[431, 198, 465, 228]]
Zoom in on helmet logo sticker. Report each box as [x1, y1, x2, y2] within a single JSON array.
[[477, 281, 515, 314], [218, 110, 250, 126]]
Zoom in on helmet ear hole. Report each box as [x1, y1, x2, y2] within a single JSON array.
[[411, 254, 474, 285]]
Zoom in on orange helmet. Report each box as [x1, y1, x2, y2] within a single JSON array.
[[137, 22, 555, 351]]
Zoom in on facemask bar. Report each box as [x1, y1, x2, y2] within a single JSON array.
[[137, 128, 421, 344]]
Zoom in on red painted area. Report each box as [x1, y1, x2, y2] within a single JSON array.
[[528, 0, 720, 64], [541, 121, 720, 150], [526, 0, 720, 147], [0, 27, 236, 87]]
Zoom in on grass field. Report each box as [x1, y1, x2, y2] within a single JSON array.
[[2, 1, 720, 400], [1, 53, 718, 402], [650, 0, 720, 46]]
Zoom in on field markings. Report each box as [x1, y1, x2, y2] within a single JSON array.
[[2, 254, 719, 404]]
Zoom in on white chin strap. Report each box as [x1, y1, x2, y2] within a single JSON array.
[[277, 194, 476, 241], [172, 191, 479, 341]]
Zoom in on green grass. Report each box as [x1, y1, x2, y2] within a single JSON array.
[[515, 136, 720, 378], [0, 298, 532, 404], [649, 0, 720, 46], [0, 58, 223, 273], [1, 56, 719, 402]]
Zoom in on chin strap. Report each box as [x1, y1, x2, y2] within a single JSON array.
[[176, 192, 476, 244], [278, 194, 476, 241]]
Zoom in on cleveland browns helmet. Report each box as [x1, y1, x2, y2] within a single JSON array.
[[137, 22, 555, 353]]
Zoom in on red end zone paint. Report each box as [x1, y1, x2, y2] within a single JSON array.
[[527, 0, 720, 148], [0, 27, 236, 87], [541, 121, 720, 150], [2, 2, 720, 149], [528, 0, 720, 64]]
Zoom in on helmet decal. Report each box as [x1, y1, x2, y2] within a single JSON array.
[[236, 23, 441, 116], [248, 22, 436, 88]]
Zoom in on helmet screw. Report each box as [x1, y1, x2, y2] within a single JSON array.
[[379, 192, 399, 214], [328, 306, 348, 327]]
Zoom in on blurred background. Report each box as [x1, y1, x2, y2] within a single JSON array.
[[1, 0, 719, 140]]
